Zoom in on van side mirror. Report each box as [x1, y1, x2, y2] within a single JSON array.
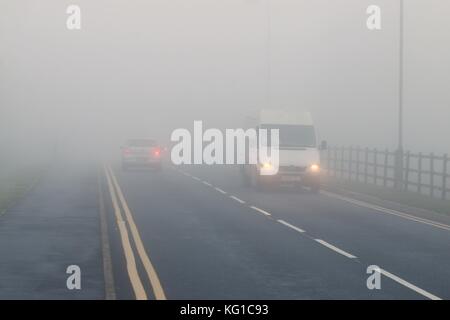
[[320, 140, 327, 150]]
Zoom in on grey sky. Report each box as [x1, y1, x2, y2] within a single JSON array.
[[1, 0, 449, 160]]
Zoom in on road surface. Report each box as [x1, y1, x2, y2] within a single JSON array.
[[102, 163, 450, 300], [1, 161, 449, 299]]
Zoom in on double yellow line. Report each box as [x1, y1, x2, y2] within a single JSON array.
[[103, 165, 166, 300]]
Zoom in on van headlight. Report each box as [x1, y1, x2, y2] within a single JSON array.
[[309, 164, 320, 173], [260, 162, 273, 169]]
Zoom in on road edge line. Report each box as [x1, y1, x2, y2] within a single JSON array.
[[322, 191, 450, 231]]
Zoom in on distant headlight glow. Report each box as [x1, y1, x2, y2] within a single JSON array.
[[260, 162, 273, 169]]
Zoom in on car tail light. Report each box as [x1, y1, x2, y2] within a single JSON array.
[[123, 148, 131, 155], [152, 148, 161, 157]]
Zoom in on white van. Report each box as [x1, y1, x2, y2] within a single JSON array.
[[241, 109, 326, 192]]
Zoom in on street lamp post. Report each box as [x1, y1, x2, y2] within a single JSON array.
[[395, 0, 404, 189], [266, 0, 271, 109]]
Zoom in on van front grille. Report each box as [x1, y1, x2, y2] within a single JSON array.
[[279, 166, 307, 173]]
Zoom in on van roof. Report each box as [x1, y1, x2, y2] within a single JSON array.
[[259, 109, 313, 125]]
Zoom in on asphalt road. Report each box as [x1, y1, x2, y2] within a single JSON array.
[[0, 163, 104, 299], [1, 161, 449, 299], [101, 163, 450, 300]]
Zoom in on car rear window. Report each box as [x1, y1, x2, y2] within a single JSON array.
[[127, 139, 156, 147]]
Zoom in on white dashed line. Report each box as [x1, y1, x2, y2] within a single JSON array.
[[314, 239, 357, 259], [214, 187, 227, 194], [379, 268, 441, 300], [229, 196, 246, 204], [249, 206, 271, 216], [177, 171, 442, 300], [277, 219, 305, 233]]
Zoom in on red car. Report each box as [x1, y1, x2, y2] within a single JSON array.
[[121, 139, 163, 171]]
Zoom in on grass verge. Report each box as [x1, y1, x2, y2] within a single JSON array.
[[0, 166, 44, 215]]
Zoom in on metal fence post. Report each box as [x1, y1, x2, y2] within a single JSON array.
[[383, 148, 388, 187], [348, 146, 353, 181], [394, 148, 404, 190], [334, 147, 338, 178], [373, 148, 378, 185], [326, 146, 331, 178], [418, 152, 422, 194], [356, 146, 360, 182], [404, 150, 410, 191], [430, 152, 435, 197], [364, 147, 369, 184], [443, 154, 448, 200]]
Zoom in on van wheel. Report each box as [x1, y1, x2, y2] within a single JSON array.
[[242, 167, 251, 187], [250, 169, 261, 191]]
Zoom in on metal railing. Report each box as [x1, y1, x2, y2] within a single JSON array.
[[321, 146, 450, 200]]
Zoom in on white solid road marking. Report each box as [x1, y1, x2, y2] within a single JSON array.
[[214, 187, 227, 194], [192, 176, 201, 181], [314, 239, 357, 259], [322, 191, 450, 232], [250, 206, 271, 216], [202, 181, 213, 187], [229, 195, 246, 204], [379, 268, 442, 300], [277, 219, 305, 233]]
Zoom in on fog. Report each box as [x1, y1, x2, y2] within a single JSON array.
[[1, 0, 450, 168]]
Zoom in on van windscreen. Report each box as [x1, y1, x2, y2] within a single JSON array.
[[261, 124, 316, 148]]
